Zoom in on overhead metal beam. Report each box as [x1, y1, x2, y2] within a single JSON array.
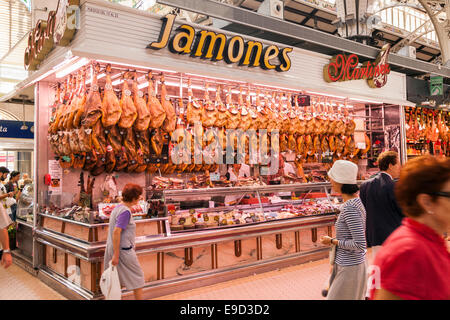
[[156, 0, 450, 78], [299, 8, 318, 26]]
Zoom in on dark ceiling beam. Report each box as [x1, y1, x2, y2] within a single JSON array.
[[299, 8, 318, 25], [284, 6, 333, 26], [428, 53, 441, 63]]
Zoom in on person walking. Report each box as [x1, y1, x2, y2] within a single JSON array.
[[369, 155, 450, 300], [320, 160, 367, 300], [0, 167, 15, 222], [104, 183, 145, 300], [6, 171, 21, 222], [0, 196, 13, 268], [360, 151, 403, 265]]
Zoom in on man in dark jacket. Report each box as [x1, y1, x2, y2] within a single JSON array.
[[360, 151, 403, 254]]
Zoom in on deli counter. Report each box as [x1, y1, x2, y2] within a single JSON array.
[[35, 182, 338, 300]]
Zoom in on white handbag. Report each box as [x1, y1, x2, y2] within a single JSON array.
[[100, 261, 122, 300]]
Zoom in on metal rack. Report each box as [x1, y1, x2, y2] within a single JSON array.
[[365, 104, 386, 162]]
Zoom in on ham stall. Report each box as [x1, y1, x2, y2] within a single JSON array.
[[14, 0, 418, 299]]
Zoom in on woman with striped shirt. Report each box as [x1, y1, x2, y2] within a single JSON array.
[[320, 160, 367, 300]]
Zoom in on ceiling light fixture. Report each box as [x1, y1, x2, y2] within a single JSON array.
[[305, 91, 347, 99], [95, 59, 178, 74], [349, 97, 383, 104], [55, 58, 91, 79]]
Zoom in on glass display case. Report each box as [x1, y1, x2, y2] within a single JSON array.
[[163, 182, 342, 232]]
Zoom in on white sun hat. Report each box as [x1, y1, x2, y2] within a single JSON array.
[[328, 160, 358, 184]]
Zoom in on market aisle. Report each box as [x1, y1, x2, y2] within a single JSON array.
[[0, 264, 66, 300], [153, 258, 330, 300]]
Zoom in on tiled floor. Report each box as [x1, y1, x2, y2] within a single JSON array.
[[0, 258, 330, 300], [0, 264, 66, 300], [153, 259, 330, 300]]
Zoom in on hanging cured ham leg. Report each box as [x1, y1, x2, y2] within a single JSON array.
[[160, 75, 177, 133], [107, 125, 128, 172], [90, 120, 107, 176], [64, 75, 79, 130], [82, 64, 103, 128], [214, 85, 229, 129], [73, 69, 87, 129], [202, 83, 217, 128], [101, 64, 122, 128], [226, 86, 241, 130], [132, 71, 151, 132], [123, 127, 140, 173], [238, 87, 251, 131], [148, 71, 166, 129], [186, 79, 203, 126], [118, 72, 138, 129]]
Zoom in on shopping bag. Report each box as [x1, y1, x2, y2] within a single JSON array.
[[5, 197, 16, 208], [100, 261, 122, 300]]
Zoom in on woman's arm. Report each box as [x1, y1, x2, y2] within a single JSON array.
[[337, 208, 366, 253], [111, 227, 122, 266], [0, 192, 13, 200]]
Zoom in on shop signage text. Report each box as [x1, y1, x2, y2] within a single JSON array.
[[323, 44, 391, 88], [148, 14, 293, 72], [0, 121, 34, 139], [24, 0, 80, 71]]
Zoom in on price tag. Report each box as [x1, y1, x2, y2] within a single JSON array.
[[293, 95, 310, 106], [210, 172, 220, 181]]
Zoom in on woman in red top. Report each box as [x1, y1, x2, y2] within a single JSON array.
[[369, 155, 450, 300]]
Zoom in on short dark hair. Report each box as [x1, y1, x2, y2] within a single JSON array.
[[10, 171, 20, 178], [0, 167, 10, 174], [377, 151, 398, 171], [341, 184, 359, 195], [122, 184, 143, 203], [395, 155, 450, 217]]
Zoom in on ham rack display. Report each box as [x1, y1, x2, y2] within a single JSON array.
[[47, 60, 373, 179]]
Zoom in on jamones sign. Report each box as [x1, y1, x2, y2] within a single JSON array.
[[148, 14, 293, 72]]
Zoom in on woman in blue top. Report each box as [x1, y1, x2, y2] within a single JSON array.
[[321, 160, 367, 300], [104, 183, 145, 300]]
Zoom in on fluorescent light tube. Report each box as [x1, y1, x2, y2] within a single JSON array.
[[55, 58, 90, 79], [95, 59, 177, 74]]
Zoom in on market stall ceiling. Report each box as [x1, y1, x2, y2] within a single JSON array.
[[0, 0, 31, 62], [236, 0, 442, 66]]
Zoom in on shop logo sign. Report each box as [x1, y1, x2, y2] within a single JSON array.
[[148, 14, 293, 72], [24, 0, 80, 71], [323, 44, 391, 88]]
